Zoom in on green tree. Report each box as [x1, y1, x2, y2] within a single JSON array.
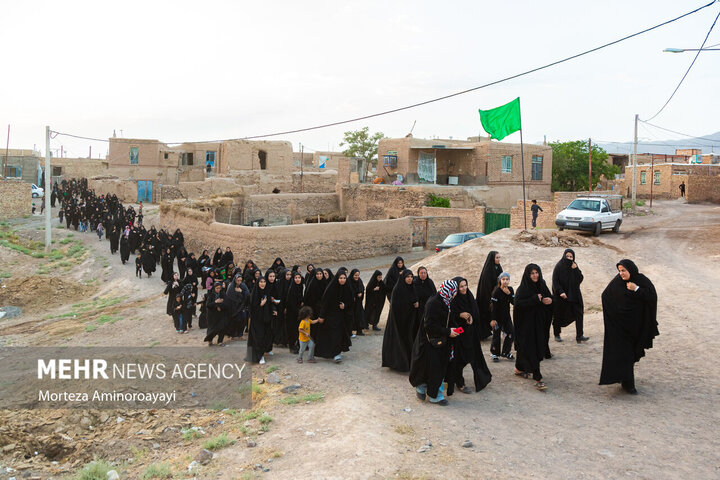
[[339, 127, 385, 165], [550, 140, 620, 192]]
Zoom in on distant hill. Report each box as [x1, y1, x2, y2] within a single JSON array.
[[596, 131, 720, 155]]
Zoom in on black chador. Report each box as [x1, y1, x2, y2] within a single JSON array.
[[204, 282, 229, 345], [513, 264, 553, 382], [552, 249, 585, 341], [246, 277, 274, 363], [314, 271, 353, 361], [364, 270, 386, 329], [381, 270, 419, 372], [284, 272, 305, 353], [475, 251, 503, 340], [383, 256, 405, 301]]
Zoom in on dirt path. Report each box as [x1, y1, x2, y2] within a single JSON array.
[[1, 201, 719, 479]]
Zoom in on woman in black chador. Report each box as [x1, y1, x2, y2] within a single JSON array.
[[303, 268, 327, 321], [164, 272, 182, 317], [476, 251, 503, 340], [413, 267, 436, 322], [447, 277, 492, 395], [226, 274, 249, 339], [552, 248, 588, 343], [161, 248, 174, 283], [284, 271, 305, 354], [409, 279, 461, 406], [599, 259, 658, 394], [364, 270, 386, 331], [315, 270, 353, 363], [247, 276, 274, 364], [381, 269, 420, 373], [513, 264, 553, 391], [349, 269, 366, 336], [119, 233, 130, 265], [383, 256, 405, 301], [204, 281, 229, 346]]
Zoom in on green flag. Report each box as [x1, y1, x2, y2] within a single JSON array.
[[478, 97, 521, 141]]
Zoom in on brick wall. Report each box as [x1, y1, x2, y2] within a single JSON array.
[[87, 177, 140, 203], [243, 193, 339, 225], [425, 217, 462, 246], [686, 175, 720, 203], [510, 199, 556, 229], [0, 179, 32, 219], [421, 206, 485, 233], [157, 208, 413, 266]]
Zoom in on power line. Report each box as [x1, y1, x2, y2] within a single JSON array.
[[639, 120, 720, 143], [50, 1, 717, 146], [643, 5, 720, 122]]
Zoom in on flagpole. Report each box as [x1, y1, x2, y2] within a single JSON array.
[[519, 128, 527, 231]]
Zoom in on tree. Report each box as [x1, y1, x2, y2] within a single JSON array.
[[339, 127, 385, 166], [550, 140, 620, 192]]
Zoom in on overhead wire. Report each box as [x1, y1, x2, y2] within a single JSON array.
[[50, 1, 717, 146], [638, 120, 720, 143]]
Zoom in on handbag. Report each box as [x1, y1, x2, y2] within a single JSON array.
[[426, 311, 450, 348]]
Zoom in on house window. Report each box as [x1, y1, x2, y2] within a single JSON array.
[[8, 166, 21, 177], [531, 156, 543, 180], [258, 150, 267, 170], [130, 147, 139, 165], [205, 151, 216, 167], [640, 171, 646, 184], [52, 166, 62, 177], [164, 152, 169, 159], [501, 155, 512, 173], [180, 153, 194, 166], [654, 171, 660, 185]]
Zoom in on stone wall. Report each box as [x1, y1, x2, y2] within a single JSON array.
[[157, 207, 413, 266], [50, 157, 107, 181], [0, 179, 31, 219], [424, 217, 462, 246], [686, 175, 720, 203], [87, 177, 140, 203], [291, 171, 338, 193], [421, 206, 485, 233], [242, 193, 340, 225], [510, 199, 556, 230]]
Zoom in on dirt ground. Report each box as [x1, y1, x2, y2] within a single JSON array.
[[1, 199, 719, 479]]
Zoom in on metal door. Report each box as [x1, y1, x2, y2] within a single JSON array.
[[145, 181, 153, 202], [484, 212, 510, 234], [137, 181, 146, 203]]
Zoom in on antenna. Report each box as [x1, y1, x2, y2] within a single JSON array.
[[409, 120, 417, 136]]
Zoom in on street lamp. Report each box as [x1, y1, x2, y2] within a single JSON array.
[[663, 47, 720, 52]]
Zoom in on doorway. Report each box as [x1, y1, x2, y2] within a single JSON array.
[[258, 150, 267, 170]]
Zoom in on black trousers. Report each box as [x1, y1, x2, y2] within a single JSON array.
[[553, 317, 584, 339], [490, 319, 514, 356]]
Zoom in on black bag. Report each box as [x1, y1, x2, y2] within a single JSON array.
[[426, 312, 450, 348]]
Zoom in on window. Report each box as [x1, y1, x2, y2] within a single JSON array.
[[654, 171, 660, 185], [180, 153, 194, 166], [164, 152, 169, 159], [52, 166, 62, 177], [8, 166, 21, 177], [531, 156, 543, 180], [501, 155, 512, 173], [383, 155, 397, 167], [640, 171, 646, 184], [206, 151, 216, 166], [258, 150, 267, 170], [130, 147, 139, 165]]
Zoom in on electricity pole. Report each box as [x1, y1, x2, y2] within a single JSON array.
[[44, 126, 51, 251], [588, 138, 592, 193], [631, 114, 638, 211]]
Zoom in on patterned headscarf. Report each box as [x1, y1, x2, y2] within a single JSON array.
[[438, 279, 458, 306]]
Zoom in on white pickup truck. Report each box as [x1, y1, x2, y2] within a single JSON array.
[[555, 196, 622, 236]]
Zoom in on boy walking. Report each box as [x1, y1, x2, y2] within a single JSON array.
[[297, 306, 318, 364], [530, 199, 543, 229]]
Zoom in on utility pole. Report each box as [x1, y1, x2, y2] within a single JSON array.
[[588, 138, 592, 193], [650, 155, 654, 208], [3, 125, 9, 178], [631, 114, 638, 211], [299, 143, 304, 193], [44, 126, 51, 251], [89, 146, 92, 158]]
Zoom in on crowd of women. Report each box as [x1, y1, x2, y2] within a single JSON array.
[[57, 178, 659, 406]]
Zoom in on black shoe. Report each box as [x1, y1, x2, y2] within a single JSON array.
[[356, 331, 365, 336], [544, 353, 553, 359], [433, 399, 449, 406], [554, 335, 563, 342], [416, 391, 426, 401], [577, 336, 589, 343], [372, 326, 381, 331]]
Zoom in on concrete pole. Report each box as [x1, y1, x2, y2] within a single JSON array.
[[45, 126, 51, 251], [3, 124, 9, 177], [631, 114, 638, 211]]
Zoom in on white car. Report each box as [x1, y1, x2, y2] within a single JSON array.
[[31, 184, 44, 198], [555, 197, 622, 236]]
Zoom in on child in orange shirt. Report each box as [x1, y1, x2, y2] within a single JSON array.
[[297, 306, 318, 364]]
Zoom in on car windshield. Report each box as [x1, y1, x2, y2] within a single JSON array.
[[443, 234, 464, 243], [567, 199, 600, 211]]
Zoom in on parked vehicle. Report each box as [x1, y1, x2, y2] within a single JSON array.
[[555, 196, 622, 236], [31, 184, 44, 198], [435, 232, 484, 252]]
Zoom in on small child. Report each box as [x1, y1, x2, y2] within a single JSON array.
[[96, 223, 104, 241], [135, 254, 143, 278], [173, 294, 185, 333], [297, 306, 318, 364]]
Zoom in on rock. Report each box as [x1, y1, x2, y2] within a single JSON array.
[[195, 449, 214, 465], [266, 373, 280, 384], [246, 439, 257, 448], [152, 443, 160, 449], [401, 407, 412, 412], [417, 445, 431, 453], [187, 461, 200, 474], [257, 379, 265, 384], [79, 417, 92, 429], [424, 440, 432, 447], [461, 440, 473, 448], [551, 236, 559, 245], [2, 444, 16, 452], [106, 470, 120, 480], [280, 384, 301, 394], [305, 431, 315, 437], [597, 449, 615, 458], [116, 417, 124, 423], [99, 412, 109, 423]]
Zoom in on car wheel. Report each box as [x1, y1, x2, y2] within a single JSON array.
[[32, 193, 38, 198], [593, 222, 601, 237], [612, 220, 621, 233], [558, 227, 564, 231]]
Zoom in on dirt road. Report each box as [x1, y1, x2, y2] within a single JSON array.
[[1, 200, 719, 479]]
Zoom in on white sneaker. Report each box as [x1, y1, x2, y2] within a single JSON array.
[[351, 334, 356, 338], [259, 357, 266, 365], [266, 351, 274, 356], [333, 354, 342, 363]]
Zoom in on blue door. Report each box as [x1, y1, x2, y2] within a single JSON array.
[[145, 181, 153, 202], [137, 181, 146, 203]]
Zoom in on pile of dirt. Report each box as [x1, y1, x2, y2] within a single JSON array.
[[0, 276, 91, 312], [514, 230, 596, 247]]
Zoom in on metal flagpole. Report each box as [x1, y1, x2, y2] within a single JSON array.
[[44, 126, 51, 251], [519, 128, 528, 231]]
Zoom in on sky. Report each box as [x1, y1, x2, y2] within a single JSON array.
[[2, 0, 719, 158]]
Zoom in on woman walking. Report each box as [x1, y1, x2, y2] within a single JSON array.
[[382, 270, 420, 373], [552, 249, 588, 343], [476, 251, 503, 340], [599, 259, 658, 394], [364, 270, 386, 331], [490, 272, 515, 361]]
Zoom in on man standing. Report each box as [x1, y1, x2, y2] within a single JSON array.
[[679, 181, 685, 198], [530, 199, 543, 229]]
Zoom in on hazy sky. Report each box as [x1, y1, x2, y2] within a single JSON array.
[[2, 0, 719, 158]]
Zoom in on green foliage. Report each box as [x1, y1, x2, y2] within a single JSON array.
[[265, 365, 279, 374], [636, 200, 645, 206], [425, 194, 451, 208], [279, 392, 324, 405], [550, 140, 620, 192], [203, 433, 234, 451], [74, 459, 115, 480], [142, 463, 172, 479], [339, 126, 385, 165]]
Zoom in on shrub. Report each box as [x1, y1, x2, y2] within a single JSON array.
[[426, 194, 450, 208]]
